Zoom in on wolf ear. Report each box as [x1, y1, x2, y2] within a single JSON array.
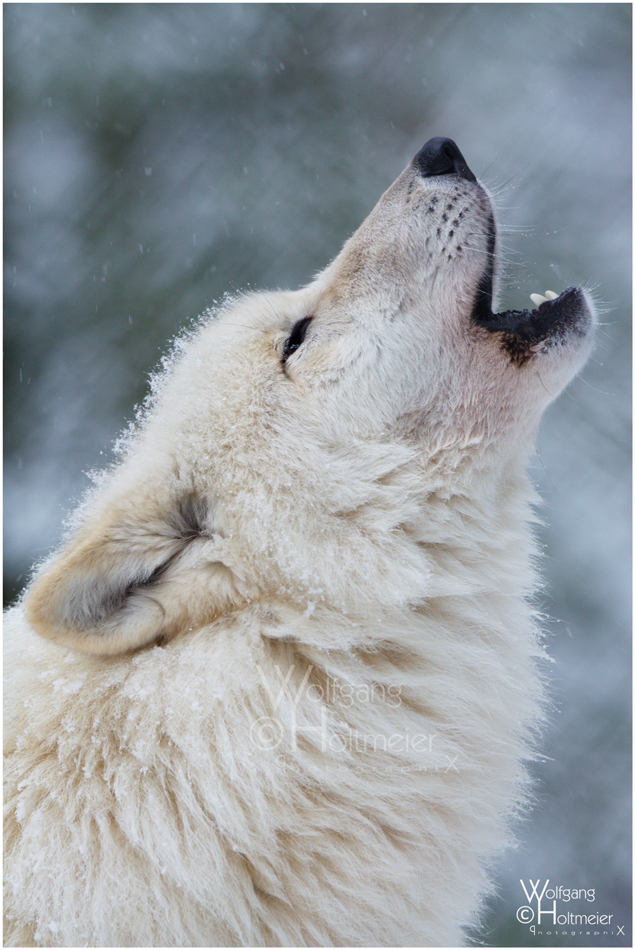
[[24, 493, 242, 656]]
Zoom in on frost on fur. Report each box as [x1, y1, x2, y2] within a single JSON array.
[[4, 137, 595, 947]]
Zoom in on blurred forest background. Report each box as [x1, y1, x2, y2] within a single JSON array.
[[4, 4, 631, 946]]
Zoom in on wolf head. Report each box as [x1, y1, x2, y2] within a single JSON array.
[[24, 137, 595, 655]]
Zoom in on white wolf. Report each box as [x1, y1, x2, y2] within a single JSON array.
[[4, 137, 595, 947]]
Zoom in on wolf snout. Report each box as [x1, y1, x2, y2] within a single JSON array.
[[413, 136, 477, 183]]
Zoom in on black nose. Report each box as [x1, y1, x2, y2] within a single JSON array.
[[413, 137, 476, 183]]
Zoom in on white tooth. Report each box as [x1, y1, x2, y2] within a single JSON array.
[[544, 290, 558, 300], [530, 293, 548, 307]]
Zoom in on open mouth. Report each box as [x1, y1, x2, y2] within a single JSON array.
[[466, 181, 592, 364], [473, 285, 591, 347]]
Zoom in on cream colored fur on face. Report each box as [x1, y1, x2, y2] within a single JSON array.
[[4, 148, 594, 947]]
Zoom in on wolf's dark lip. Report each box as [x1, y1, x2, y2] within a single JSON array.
[[474, 286, 590, 344]]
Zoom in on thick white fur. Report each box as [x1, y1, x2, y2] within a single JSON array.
[[4, 151, 594, 947]]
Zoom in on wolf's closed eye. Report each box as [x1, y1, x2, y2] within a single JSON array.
[[282, 316, 313, 363]]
